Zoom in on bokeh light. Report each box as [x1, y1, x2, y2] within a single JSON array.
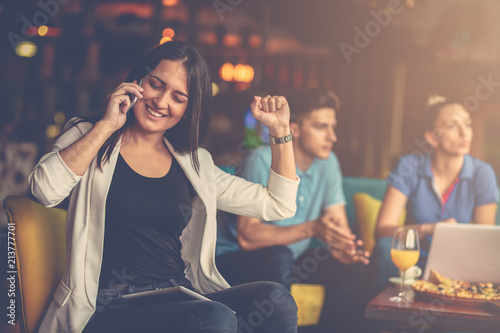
[[248, 35, 262, 48], [162, 28, 175, 38], [159, 37, 172, 45], [223, 34, 241, 47], [162, 0, 178, 6], [46, 124, 61, 139], [219, 63, 234, 82], [38, 25, 48, 37], [212, 82, 220, 96], [15, 42, 37, 58], [54, 111, 66, 125]]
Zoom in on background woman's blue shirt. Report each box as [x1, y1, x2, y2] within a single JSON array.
[[387, 153, 498, 253]]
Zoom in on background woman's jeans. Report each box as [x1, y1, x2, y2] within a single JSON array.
[[83, 281, 298, 333]]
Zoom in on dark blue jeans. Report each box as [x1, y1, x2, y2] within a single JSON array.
[[216, 245, 368, 333], [83, 281, 297, 333]]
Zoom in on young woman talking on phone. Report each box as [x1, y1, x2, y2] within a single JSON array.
[[30, 41, 300, 333]]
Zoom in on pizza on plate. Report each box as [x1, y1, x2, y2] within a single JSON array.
[[412, 269, 500, 300]]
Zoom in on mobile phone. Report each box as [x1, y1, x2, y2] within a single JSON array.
[[127, 78, 143, 112]]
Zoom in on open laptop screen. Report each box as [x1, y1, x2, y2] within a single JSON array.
[[423, 223, 500, 284]]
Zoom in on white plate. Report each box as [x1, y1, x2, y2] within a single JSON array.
[[389, 277, 417, 286]]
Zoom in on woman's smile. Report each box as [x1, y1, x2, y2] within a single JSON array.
[[146, 104, 167, 118]]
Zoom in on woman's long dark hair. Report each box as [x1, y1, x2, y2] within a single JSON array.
[[66, 41, 211, 174]]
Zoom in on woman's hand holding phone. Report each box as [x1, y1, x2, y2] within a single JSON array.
[[100, 79, 144, 134]]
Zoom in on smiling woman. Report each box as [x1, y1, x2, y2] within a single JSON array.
[[28, 40, 300, 333], [130, 61, 189, 142]]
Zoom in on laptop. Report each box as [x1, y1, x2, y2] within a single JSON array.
[[423, 223, 500, 284]]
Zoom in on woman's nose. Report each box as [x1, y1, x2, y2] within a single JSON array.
[[153, 91, 170, 109]]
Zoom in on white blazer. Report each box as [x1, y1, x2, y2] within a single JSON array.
[[29, 121, 299, 333]]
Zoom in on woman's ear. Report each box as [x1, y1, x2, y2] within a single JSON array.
[[424, 130, 439, 148]]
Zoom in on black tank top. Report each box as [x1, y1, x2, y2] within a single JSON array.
[[99, 153, 196, 289]]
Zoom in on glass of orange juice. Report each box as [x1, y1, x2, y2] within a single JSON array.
[[390, 227, 419, 302]]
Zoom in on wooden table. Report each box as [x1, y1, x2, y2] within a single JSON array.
[[365, 286, 500, 332]]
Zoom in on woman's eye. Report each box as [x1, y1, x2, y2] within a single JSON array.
[[174, 96, 186, 104], [150, 81, 160, 89]]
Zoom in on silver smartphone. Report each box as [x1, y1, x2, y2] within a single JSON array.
[[127, 78, 143, 112]]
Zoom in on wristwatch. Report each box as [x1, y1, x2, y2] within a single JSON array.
[[269, 132, 292, 144]]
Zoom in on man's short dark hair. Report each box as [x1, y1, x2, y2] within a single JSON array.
[[288, 88, 340, 123]]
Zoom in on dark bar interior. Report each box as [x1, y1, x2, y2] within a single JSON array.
[[1, 1, 500, 332]]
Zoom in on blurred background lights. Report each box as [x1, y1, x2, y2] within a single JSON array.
[[45, 124, 61, 139], [162, 0, 179, 6], [211, 82, 220, 96], [54, 111, 66, 125], [38, 25, 48, 37], [15, 41, 37, 58], [160, 36, 172, 45], [233, 64, 254, 83], [219, 63, 234, 82], [162, 28, 175, 38], [25, 26, 61, 37], [219, 63, 254, 83], [198, 32, 217, 46], [222, 34, 242, 48], [248, 35, 263, 48]]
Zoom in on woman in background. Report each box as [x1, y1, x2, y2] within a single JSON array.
[[30, 40, 299, 333], [368, 97, 498, 296]]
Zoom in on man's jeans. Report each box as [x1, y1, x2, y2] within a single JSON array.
[[216, 245, 368, 333]]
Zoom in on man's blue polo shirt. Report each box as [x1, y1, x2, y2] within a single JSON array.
[[216, 145, 346, 259], [388, 153, 498, 251]]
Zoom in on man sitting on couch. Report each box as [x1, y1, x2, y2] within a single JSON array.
[[216, 88, 369, 332]]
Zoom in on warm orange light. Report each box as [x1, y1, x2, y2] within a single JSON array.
[[233, 64, 254, 83], [198, 32, 217, 46], [162, 28, 175, 38], [160, 37, 172, 45], [248, 35, 262, 48], [245, 65, 255, 83], [162, 0, 179, 6], [219, 63, 234, 82], [38, 25, 48, 37], [233, 64, 246, 82], [26, 26, 61, 37], [223, 34, 241, 48]]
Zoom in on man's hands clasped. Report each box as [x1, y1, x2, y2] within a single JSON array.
[[313, 214, 370, 265]]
